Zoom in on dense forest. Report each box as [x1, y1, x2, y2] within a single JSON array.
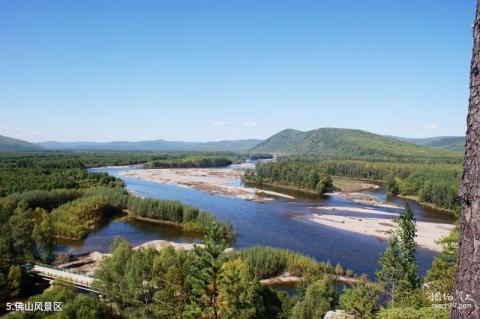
[[143, 156, 234, 169], [245, 158, 462, 213], [392, 136, 465, 152], [0, 151, 459, 318], [244, 161, 335, 195], [8, 207, 456, 319], [251, 128, 463, 163], [246, 127, 463, 213], [127, 197, 234, 237], [0, 151, 249, 196], [0, 152, 233, 303]]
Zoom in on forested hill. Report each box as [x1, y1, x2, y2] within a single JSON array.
[[38, 139, 261, 152], [0, 135, 42, 152], [390, 136, 465, 152], [251, 128, 462, 161]]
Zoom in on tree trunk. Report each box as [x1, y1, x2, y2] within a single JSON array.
[[452, 2, 480, 318]]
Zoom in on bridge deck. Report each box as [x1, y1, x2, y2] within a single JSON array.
[[29, 264, 96, 291]]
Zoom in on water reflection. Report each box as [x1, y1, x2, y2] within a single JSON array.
[[55, 217, 203, 256]]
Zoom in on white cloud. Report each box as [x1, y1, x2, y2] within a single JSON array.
[[210, 120, 228, 127], [242, 121, 259, 127], [423, 124, 440, 131]]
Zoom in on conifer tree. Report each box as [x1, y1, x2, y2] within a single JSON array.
[[398, 203, 420, 292], [376, 235, 403, 305], [377, 204, 420, 306], [291, 275, 338, 319], [218, 258, 265, 319], [184, 223, 227, 319], [339, 276, 379, 319]]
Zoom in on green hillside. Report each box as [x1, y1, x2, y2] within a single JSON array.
[[251, 128, 462, 161], [0, 135, 42, 152], [392, 136, 465, 152]]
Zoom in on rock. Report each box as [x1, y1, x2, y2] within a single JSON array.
[[133, 240, 204, 251], [259, 273, 301, 285], [324, 310, 354, 319]]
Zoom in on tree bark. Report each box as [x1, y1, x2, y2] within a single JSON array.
[[452, 2, 480, 318]]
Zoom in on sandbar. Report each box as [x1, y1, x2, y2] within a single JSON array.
[[309, 206, 453, 252], [120, 168, 294, 201]]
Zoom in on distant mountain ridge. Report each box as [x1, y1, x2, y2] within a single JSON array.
[[0, 135, 42, 152], [390, 136, 465, 152], [0, 130, 465, 155], [38, 139, 262, 152], [250, 128, 462, 159]]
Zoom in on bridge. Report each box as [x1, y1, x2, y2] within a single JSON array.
[[26, 263, 98, 293]]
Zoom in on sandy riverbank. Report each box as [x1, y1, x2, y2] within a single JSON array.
[[119, 168, 452, 251], [308, 206, 453, 252], [120, 168, 294, 201], [329, 192, 400, 209], [259, 273, 360, 286]]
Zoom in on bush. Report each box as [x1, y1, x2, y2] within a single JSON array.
[[339, 277, 379, 319], [377, 307, 449, 319], [291, 276, 338, 319], [237, 246, 334, 279]]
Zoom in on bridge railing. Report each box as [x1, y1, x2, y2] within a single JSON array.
[[27, 262, 95, 278], [25, 263, 99, 292]]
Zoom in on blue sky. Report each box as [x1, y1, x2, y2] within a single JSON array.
[[0, 0, 476, 142]]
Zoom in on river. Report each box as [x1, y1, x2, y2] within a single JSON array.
[[56, 165, 455, 278]]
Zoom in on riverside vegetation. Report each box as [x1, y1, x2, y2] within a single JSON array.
[[0, 151, 459, 318], [8, 206, 457, 319], [245, 158, 462, 214], [0, 152, 233, 301], [247, 128, 463, 214]]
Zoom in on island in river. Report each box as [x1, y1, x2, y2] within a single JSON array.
[[120, 166, 294, 201]]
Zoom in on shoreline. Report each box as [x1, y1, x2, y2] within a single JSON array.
[[120, 168, 294, 201], [129, 214, 183, 228], [115, 167, 453, 252], [259, 273, 361, 286], [308, 206, 453, 252], [397, 194, 458, 216], [58, 240, 203, 276], [250, 177, 456, 215], [54, 235, 83, 242], [329, 192, 400, 209]]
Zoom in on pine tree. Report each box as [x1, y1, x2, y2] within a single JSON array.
[[218, 258, 265, 319], [398, 203, 420, 292], [151, 247, 192, 319], [291, 275, 338, 319], [339, 276, 379, 319], [376, 235, 403, 305], [377, 204, 420, 306], [184, 223, 227, 319], [425, 226, 458, 298]]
